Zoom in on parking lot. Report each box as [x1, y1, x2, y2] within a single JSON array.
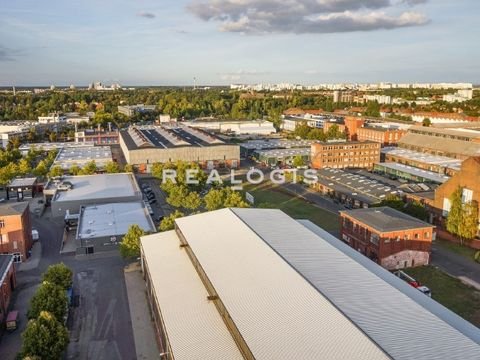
[[136, 176, 173, 225]]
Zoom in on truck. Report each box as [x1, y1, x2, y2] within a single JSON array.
[[32, 229, 39, 242]]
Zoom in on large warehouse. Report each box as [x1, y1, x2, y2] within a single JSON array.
[[119, 125, 240, 172], [141, 208, 480, 360], [44, 173, 142, 217]]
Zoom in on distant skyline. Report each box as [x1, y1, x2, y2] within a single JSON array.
[[0, 0, 479, 86]]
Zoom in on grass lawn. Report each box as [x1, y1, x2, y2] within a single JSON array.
[[245, 183, 340, 233], [406, 266, 480, 327], [435, 238, 477, 261]]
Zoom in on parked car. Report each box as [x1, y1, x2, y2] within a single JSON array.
[[148, 198, 157, 204], [32, 229, 39, 242], [146, 193, 155, 200]]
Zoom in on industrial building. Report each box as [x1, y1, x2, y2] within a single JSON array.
[[311, 141, 381, 170], [141, 208, 480, 360], [340, 207, 435, 269], [311, 168, 436, 208], [374, 162, 450, 184], [44, 173, 142, 217], [240, 139, 314, 158], [398, 126, 480, 160], [52, 145, 113, 171], [119, 125, 240, 172], [253, 148, 310, 167], [356, 126, 406, 146], [76, 202, 155, 255], [186, 119, 276, 135], [6, 178, 38, 201], [382, 147, 462, 176]]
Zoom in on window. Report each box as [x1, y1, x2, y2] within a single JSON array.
[[0, 219, 4, 228], [424, 232, 429, 238], [370, 233, 379, 246], [384, 238, 391, 244], [442, 198, 451, 216], [462, 188, 473, 204], [414, 233, 419, 239]]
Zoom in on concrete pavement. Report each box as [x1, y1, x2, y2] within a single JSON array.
[[125, 263, 159, 360]]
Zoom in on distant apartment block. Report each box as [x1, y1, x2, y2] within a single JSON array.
[[311, 141, 381, 170], [340, 207, 435, 270], [118, 104, 156, 117], [0, 202, 33, 263], [38, 114, 66, 124]]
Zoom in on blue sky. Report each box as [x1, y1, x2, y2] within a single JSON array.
[[0, 0, 478, 86]]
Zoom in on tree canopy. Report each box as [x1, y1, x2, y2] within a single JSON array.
[[119, 224, 147, 258]]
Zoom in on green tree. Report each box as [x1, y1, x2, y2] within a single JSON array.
[[104, 161, 121, 174], [166, 185, 189, 208], [183, 191, 202, 212], [33, 161, 48, 178], [223, 190, 250, 208], [124, 164, 134, 173], [422, 118, 432, 127], [204, 188, 226, 211], [21, 311, 69, 360], [159, 210, 185, 231], [79, 160, 97, 175], [42, 263, 73, 290], [49, 132, 58, 142], [458, 200, 479, 244], [49, 165, 64, 178], [292, 155, 306, 168], [119, 224, 146, 258], [18, 158, 32, 176], [446, 186, 464, 239], [27, 282, 68, 322], [69, 164, 80, 176]]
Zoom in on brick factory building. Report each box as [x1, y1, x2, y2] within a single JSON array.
[[340, 207, 435, 270], [0, 203, 33, 263], [0, 254, 16, 335], [432, 157, 480, 238], [120, 125, 240, 172], [311, 141, 381, 170], [357, 126, 406, 146]]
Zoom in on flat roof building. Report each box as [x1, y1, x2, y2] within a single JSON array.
[[6, 178, 37, 201], [340, 207, 435, 269], [382, 147, 462, 175], [52, 145, 113, 171], [119, 125, 240, 172], [45, 173, 142, 217], [253, 147, 310, 167], [141, 208, 480, 360], [76, 202, 155, 255], [0, 202, 33, 263], [186, 119, 276, 135], [374, 162, 450, 184]]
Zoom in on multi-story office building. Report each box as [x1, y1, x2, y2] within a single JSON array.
[[311, 141, 381, 170]]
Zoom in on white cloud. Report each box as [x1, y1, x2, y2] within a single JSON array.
[[188, 0, 429, 34]]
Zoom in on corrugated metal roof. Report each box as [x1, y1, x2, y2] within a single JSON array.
[[141, 231, 244, 360], [231, 208, 480, 360], [175, 209, 388, 360]]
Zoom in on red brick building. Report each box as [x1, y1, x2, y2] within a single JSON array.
[[357, 127, 406, 146], [0, 255, 16, 333], [323, 117, 365, 141], [311, 141, 381, 170], [340, 207, 435, 270], [0, 202, 33, 263]]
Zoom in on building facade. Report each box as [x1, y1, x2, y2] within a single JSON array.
[[340, 207, 435, 270], [311, 141, 381, 169], [357, 127, 406, 146], [0, 255, 16, 334], [0, 203, 33, 263]]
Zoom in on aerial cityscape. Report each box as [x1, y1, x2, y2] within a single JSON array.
[[1, 0, 480, 359]]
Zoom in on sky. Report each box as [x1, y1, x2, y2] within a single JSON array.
[[0, 0, 479, 86]]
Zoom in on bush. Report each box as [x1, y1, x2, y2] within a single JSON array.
[[475, 251, 480, 263]]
